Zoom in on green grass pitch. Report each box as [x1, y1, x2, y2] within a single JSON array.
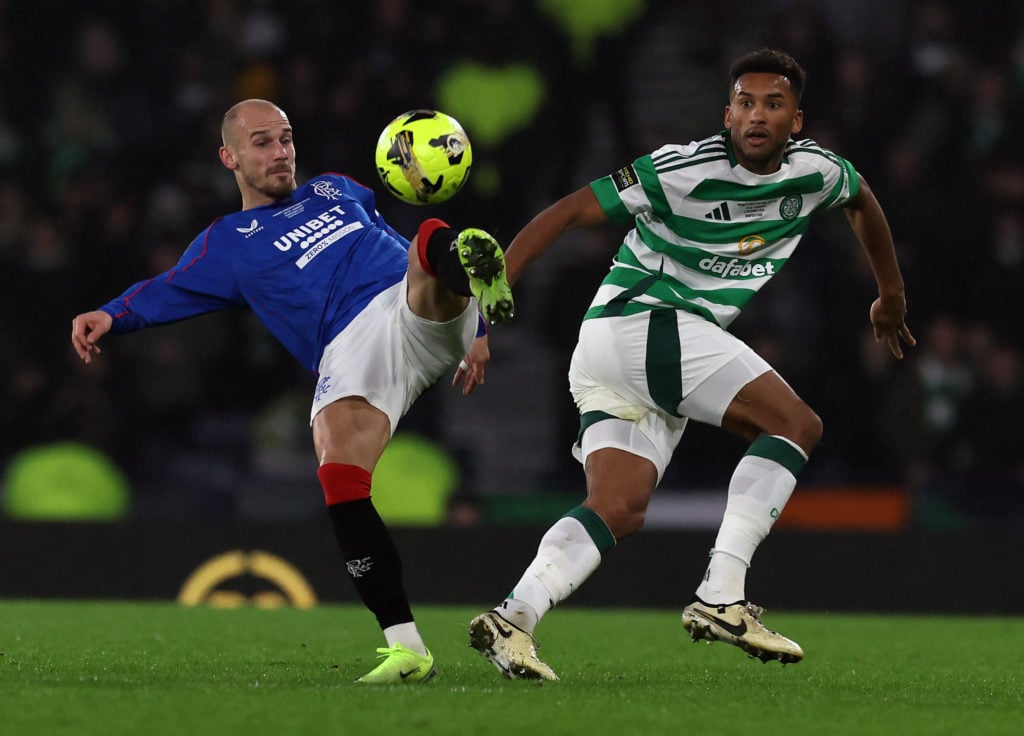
[[1, 600, 1021, 736]]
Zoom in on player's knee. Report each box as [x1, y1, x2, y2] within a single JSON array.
[[796, 406, 823, 453], [618, 506, 647, 540], [809, 411, 823, 446], [587, 496, 647, 541], [764, 401, 822, 454]]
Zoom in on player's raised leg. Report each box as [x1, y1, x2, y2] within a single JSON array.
[[455, 228, 514, 325], [412, 218, 513, 325]]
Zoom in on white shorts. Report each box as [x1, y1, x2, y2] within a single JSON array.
[[310, 276, 478, 433], [568, 310, 771, 480]]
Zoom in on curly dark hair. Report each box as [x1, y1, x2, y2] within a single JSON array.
[[728, 48, 806, 102]]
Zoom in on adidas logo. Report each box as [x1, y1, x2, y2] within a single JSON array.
[[704, 203, 731, 221]]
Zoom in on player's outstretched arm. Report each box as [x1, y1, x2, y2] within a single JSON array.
[[843, 178, 916, 359], [70, 310, 113, 364], [504, 185, 608, 286]]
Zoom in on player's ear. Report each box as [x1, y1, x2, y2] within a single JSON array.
[[219, 146, 238, 171], [724, 105, 733, 129], [791, 110, 804, 135]]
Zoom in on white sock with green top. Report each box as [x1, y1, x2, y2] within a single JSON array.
[[497, 506, 615, 634], [697, 435, 808, 604]]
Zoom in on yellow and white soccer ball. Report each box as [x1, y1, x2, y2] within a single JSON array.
[[375, 109, 472, 205]]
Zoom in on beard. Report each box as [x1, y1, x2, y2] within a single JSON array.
[[732, 133, 787, 173], [246, 168, 296, 202]]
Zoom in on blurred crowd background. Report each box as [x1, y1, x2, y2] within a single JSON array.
[[1, 0, 1022, 529]]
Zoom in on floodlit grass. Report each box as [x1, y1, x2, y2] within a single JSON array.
[[1, 601, 1021, 736]]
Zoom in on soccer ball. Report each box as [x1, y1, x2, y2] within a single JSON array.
[[375, 110, 472, 205]]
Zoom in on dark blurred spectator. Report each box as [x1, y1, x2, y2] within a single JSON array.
[[533, 228, 622, 491], [44, 18, 157, 194], [880, 316, 974, 526], [821, 329, 905, 483], [964, 209, 1024, 344], [446, 490, 485, 528], [952, 337, 1024, 523], [110, 238, 246, 517]]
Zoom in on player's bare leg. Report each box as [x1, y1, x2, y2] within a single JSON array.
[[313, 398, 435, 683]]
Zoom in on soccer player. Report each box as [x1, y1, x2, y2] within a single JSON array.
[[468, 49, 915, 679], [70, 99, 514, 684]]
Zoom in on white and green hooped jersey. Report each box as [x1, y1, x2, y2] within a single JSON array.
[[587, 131, 860, 328]]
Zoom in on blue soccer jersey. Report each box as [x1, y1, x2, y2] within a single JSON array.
[[100, 174, 409, 372]]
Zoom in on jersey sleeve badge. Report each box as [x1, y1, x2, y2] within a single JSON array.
[[612, 164, 639, 192]]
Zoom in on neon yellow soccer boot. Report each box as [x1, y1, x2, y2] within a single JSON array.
[[355, 643, 437, 684]]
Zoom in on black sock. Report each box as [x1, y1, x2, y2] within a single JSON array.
[[425, 226, 471, 296], [327, 498, 413, 629]]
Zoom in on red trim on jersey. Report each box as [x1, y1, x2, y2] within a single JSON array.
[[317, 462, 372, 505], [415, 218, 451, 278], [167, 220, 219, 281], [114, 219, 221, 319]]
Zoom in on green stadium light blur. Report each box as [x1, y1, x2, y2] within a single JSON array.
[[2, 442, 130, 521], [436, 62, 545, 149], [537, 0, 647, 63], [370, 432, 460, 527]]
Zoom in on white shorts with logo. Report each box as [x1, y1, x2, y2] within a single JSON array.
[[310, 276, 478, 433], [568, 309, 771, 481]]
